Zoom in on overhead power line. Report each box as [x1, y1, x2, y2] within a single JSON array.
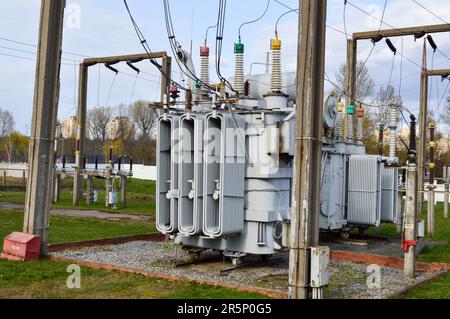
[[411, 0, 450, 26], [0, 35, 89, 58]]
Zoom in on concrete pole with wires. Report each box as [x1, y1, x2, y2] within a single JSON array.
[[73, 63, 88, 207], [289, 0, 327, 300], [404, 115, 418, 278], [417, 39, 428, 216], [23, 0, 65, 256]]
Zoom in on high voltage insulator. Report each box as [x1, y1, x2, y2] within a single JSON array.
[[356, 105, 364, 144], [200, 45, 210, 97], [346, 104, 355, 143], [388, 104, 398, 161], [385, 38, 397, 55], [234, 40, 245, 95], [336, 100, 344, 141], [427, 35, 437, 52], [270, 34, 282, 93]]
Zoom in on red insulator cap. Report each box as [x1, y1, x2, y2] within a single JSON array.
[[356, 106, 365, 118], [200, 46, 210, 57]]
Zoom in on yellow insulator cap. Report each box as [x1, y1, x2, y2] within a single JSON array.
[[429, 163, 436, 169], [271, 35, 281, 51], [429, 122, 436, 129], [429, 141, 437, 148], [337, 101, 344, 113]]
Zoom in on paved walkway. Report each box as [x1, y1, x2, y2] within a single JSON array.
[[0, 202, 152, 221]]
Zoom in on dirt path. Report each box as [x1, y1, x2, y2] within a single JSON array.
[[0, 202, 152, 221]]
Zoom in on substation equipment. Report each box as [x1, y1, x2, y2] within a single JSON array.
[[156, 35, 400, 261]]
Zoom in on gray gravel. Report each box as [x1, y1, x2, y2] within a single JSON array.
[[52, 240, 442, 299]]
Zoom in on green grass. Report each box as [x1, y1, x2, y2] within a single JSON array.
[[0, 206, 266, 299], [0, 259, 267, 299], [0, 178, 155, 216], [367, 202, 450, 264], [400, 273, 450, 299], [366, 202, 450, 299], [0, 208, 155, 244]]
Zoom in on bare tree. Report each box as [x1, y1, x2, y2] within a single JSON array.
[[335, 61, 375, 102], [369, 85, 403, 127], [130, 100, 157, 139], [0, 108, 14, 139], [88, 106, 113, 148]]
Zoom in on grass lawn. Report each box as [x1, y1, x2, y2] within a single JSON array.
[[0, 207, 266, 299], [366, 202, 450, 299], [0, 177, 155, 216], [0, 208, 155, 244], [0, 259, 267, 299]]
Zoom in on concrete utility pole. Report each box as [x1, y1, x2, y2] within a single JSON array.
[[73, 63, 88, 207], [417, 39, 428, 215], [404, 115, 418, 278], [23, 0, 65, 256], [289, 0, 327, 299], [445, 166, 449, 219]]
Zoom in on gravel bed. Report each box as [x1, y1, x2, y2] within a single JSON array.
[[52, 240, 440, 299]]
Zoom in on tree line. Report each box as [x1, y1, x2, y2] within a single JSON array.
[[59, 100, 158, 166]]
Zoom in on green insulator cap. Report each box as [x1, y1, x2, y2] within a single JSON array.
[[234, 41, 244, 54], [195, 80, 201, 89], [347, 104, 355, 115]]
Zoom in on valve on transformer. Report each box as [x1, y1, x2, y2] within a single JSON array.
[[234, 39, 245, 96]]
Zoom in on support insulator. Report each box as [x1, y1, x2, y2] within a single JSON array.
[[234, 41, 245, 95], [378, 124, 385, 156], [389, 104, 398, 160], [271, 35, 282, 93], [244, 80, 250, 97], [200, 45, 210, 97], [346, 104, 355, 143], [429, 122, 436, 184], [409, 115, 417, 163]]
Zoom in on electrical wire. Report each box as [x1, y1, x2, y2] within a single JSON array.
[[0, 36, 88, 58], [163, 0, 214, 93], [238, 0, 271, 39], [123, 0, 188, 93], [343, 1, 349, 40], [273, 0, 351, 37], [275, 9, 297, 34], [411, 0, 450, 25], [215, 0, 238, 94]]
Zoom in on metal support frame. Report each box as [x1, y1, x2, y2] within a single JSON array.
[[348, 24, 450, 220], [72, 52, 172, 206]]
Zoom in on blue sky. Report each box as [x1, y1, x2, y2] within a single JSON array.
[[0, 0, 449, 134]]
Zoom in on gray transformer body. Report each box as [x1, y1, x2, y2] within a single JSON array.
[[156, 97, 399, 256]]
